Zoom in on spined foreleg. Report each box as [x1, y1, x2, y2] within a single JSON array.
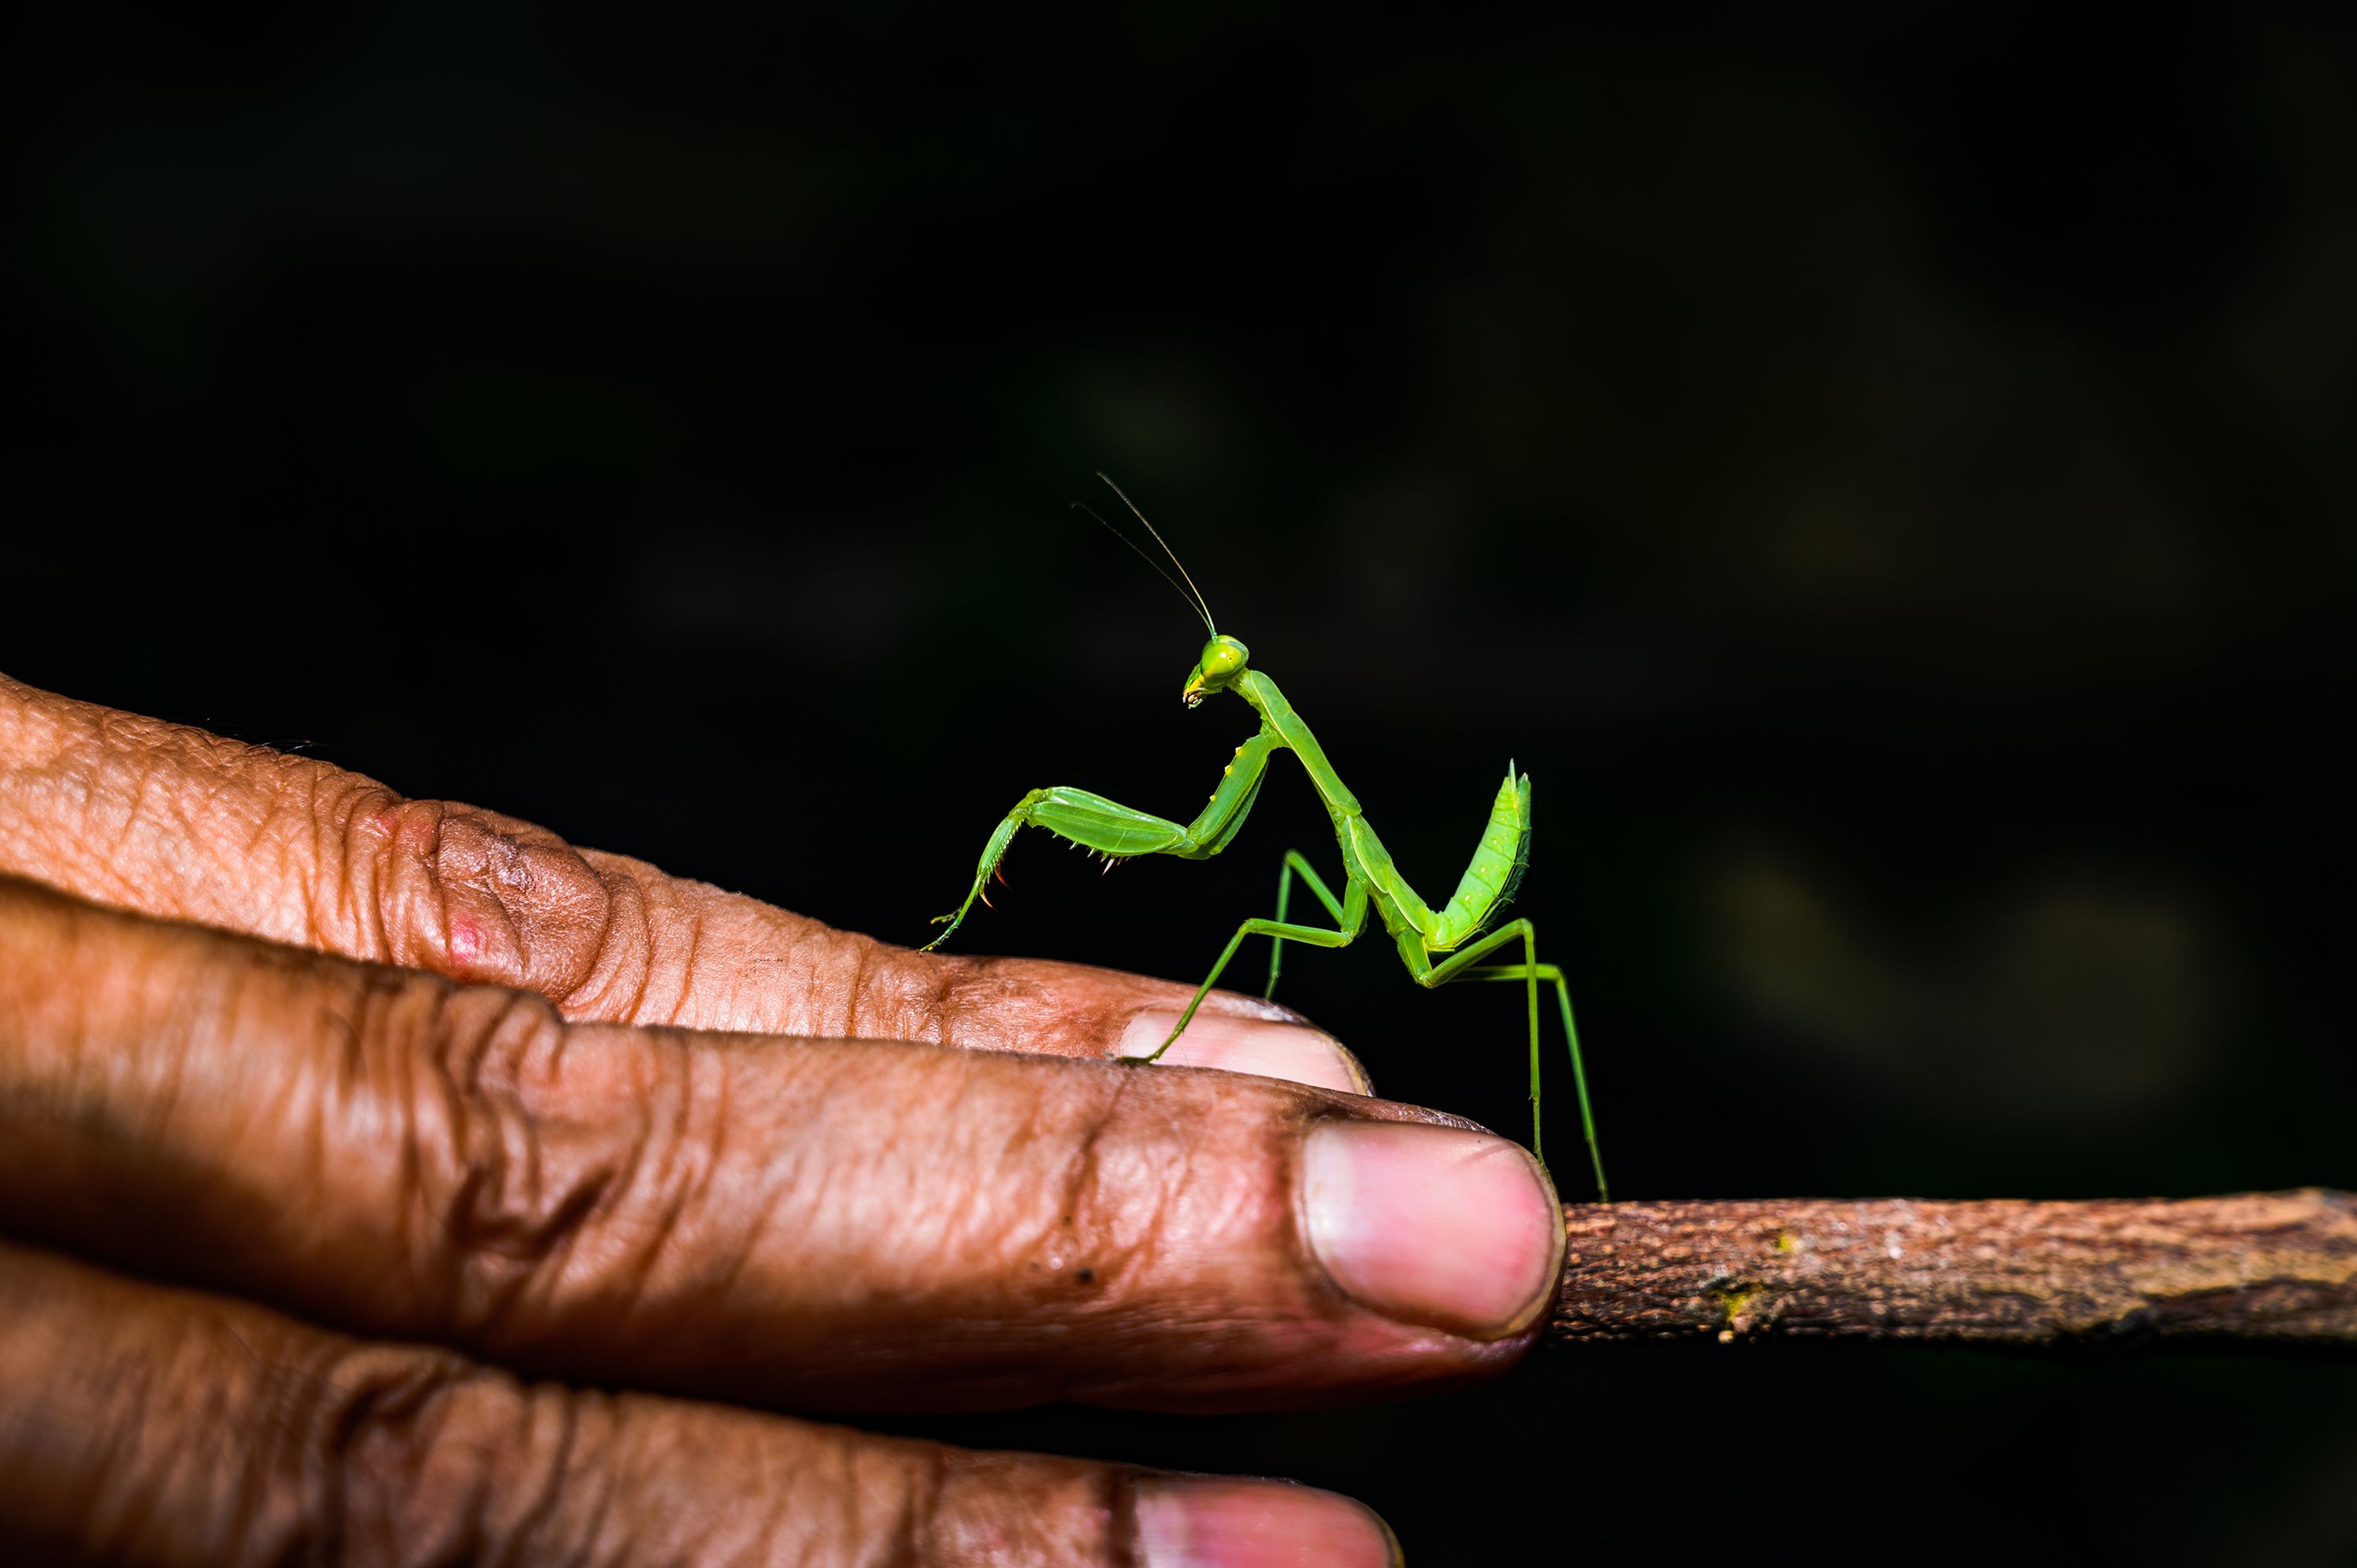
[[922, 731, 1288, 951], [922, 787, 1191, 951]]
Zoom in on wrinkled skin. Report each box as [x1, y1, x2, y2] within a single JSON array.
[[0, 675, 1564, 1566]]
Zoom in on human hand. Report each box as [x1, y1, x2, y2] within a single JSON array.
[[0, 675, 1565, 1565]]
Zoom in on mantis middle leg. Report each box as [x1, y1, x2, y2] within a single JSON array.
[[1264, 850, 1348, 1000], [1137, 873, 1370, 1062], [1411, 919, 1607, 1202]]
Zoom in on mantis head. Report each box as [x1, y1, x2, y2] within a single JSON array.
[[1182, 636, 1252, 708]]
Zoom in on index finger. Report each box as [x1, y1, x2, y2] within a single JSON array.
[[0, 674, 1365, 1091]]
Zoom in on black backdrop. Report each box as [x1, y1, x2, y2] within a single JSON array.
[[9, 6, 2355, 1563]]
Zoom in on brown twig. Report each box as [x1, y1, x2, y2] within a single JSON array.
[[1551, 1189, 2357, 1350]]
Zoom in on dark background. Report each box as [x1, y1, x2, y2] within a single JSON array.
[[8, 5, 2354, 1563]]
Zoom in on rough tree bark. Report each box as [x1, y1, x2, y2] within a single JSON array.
[[1551, 1189, 2356, 1350]]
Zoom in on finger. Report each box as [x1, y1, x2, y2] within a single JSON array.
[[0, 1242, 1400, 1568], [0, 877, 1560, 1412], [0, 674, 1364, 1091]]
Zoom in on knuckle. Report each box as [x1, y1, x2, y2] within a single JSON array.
[[406, 987, 622, 1341], [350, 793, 628, 1009], [317, 786, 449, 965], [289, 1340, 592, 1565]]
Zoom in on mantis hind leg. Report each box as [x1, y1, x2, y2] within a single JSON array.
[[1416, 919, 1607, 1202], [1265, 850, 1347, 1000]]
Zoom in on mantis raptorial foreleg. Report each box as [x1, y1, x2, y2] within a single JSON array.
[[1264, 849, 1347, 1000], [922, 731, 1288, 951], [1411, 918, 1606, 1201]]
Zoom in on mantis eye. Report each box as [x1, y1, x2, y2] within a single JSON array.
[[1200, 636, 1250, 675]]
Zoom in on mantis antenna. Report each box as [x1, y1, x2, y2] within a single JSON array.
[[1071, 503, 1211, 635], [1072, 482, 1218, 636], [1095, 472, 1217, 636]]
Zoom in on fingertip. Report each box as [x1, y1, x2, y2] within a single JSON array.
[[1115, 1010, 1372, 1095], [1301, 1119, 1564, 1341], [1135, 1477, 1400, 1568]]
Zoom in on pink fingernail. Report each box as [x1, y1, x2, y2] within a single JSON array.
[[1301, 1119, 1563, 1339], [1118, 1011, 1371, 1095], [1135, 1478, 1400, 1568]]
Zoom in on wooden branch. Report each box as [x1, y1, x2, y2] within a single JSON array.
[[1551, 1189, 2357, 1350]]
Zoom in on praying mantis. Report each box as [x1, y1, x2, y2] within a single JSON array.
[[923, 477, 1607, 1200]]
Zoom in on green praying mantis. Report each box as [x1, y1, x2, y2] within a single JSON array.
[[923, 477, 1607, 1200]]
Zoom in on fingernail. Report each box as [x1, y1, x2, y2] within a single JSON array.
[[1118, 1010, 1372, 1095], [1301, 1119, 1563, 1339], [1135, 1478, 1401, 1568]]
